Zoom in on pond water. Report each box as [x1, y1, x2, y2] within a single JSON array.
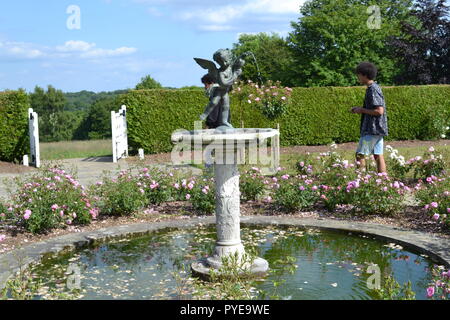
[[25, 225, 436, 300]]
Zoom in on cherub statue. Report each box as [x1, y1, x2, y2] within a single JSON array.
[[195, 49, 248, 130]]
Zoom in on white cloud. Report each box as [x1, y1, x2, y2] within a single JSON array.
[[0, 39, 137, 60], [80, 46, 137, 58], [135, 0, 305, 32], [0, 41, 45, 59], [56, 40, 96, 52]]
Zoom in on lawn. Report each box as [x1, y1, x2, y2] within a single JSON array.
[[40, 139, 112, 160]]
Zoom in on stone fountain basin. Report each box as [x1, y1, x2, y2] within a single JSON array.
[[171, 128, 279, 146]]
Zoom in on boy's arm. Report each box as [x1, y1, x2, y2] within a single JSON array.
[[352, 106, 384, 116], [351, 87, 385, 116]]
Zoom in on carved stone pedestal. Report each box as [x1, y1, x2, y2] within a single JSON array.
[[191, 152, 269, 279]]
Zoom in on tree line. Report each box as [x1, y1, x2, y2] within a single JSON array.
[[232, 0, 450, 87], [29, 0, 449, 143]]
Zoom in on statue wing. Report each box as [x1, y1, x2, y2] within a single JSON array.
[[194, 58, 217, 71], [194, 58, 219, 82]]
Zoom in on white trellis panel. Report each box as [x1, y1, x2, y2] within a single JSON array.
[[28, 108, 40, 168], [111, 105, 128, 163]]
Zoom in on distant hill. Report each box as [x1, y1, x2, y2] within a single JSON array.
[[64, 90, 129, 112]]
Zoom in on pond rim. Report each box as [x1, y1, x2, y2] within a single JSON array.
[[0, 215, 449, 290]]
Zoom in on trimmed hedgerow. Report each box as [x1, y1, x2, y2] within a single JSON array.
[[0, 90, 30, 162], [119, 85, 450, 154]]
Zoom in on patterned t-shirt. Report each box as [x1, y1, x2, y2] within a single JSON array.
[[360, 82, 388, 136]]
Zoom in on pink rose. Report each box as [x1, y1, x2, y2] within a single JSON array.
[[186, 194, 191, 200], [23, 209, 32, 220], [426, 286, 435, 298], [433, 213, 440, 221]]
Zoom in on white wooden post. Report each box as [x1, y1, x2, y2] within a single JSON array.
[[111, 110, 117, 163], [111, 105, 128, 163], [28, 108, 40, 168]]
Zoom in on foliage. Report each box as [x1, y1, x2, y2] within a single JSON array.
[[343, 173, 408, 216], [0, 90, 30, 162], [135, 75, 163, 90], [239, 167, 267, 201], [0, 265, 43, 300], [232, 80, 293, 121], [91, 170, 149, 216], [274, 175, 320, 212], [30, 85, 69, 142], [73, 96, 116, 140], [120, 85, 450, 155], [288, 0, 413, 87], [64, 90, 128, 112], [427, 266, 450, 300], [372, 275, 416, 300], [415, 176, 450, 227], [9, 167, 95, 234], [385, 145, 447, 180], [188, 177, 215, 215], [389, 0, 450, 84], [231, 33, 297, 87]]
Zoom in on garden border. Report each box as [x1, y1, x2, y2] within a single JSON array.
[[1, 215, 449, 290]]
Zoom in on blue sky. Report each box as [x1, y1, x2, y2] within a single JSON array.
[[0, 0, 304, 92]]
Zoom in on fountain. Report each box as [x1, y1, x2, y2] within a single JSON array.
[[171, 49, 279, 278]]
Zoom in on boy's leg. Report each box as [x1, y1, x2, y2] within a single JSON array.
[[373, 136, 386, 173], [373, 155, 386, 173], [356, 153, 366, 170], [355, 136, 369, 170]]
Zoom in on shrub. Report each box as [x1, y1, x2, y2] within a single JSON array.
[[427, 266, 450, 300], [189, 178, 215, 215], [92, 170, 148, 216], [232, 80, 293, 121], [412, 147, 446, 180], [415, 177, 450, 227], [240, 168, 267, 201], [344, 173, 407, 216], [0, 90, 30, 162], [119, 85, 450, 155], [10, 168, 95, 234], [134, 167, 172, 205], [274, 176, 320, 212]]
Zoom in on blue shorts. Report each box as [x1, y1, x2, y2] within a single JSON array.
[[356, 135, 384, 155]]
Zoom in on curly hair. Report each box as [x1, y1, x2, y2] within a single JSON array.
[[356, 62, 378, 80]]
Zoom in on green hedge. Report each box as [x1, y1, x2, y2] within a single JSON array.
[[0, 90, 30, 162], [119, 85, 450, 154]]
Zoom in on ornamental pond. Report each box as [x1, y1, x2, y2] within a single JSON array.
[[18, 225, 438, 300]]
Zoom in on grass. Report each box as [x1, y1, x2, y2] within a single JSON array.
[[40, 139, 112, 160]]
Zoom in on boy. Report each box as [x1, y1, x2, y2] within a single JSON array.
[[350, 62, 388, 173], [200, 74, 219, 129]]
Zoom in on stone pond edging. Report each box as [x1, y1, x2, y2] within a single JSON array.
[[0, 216, 449, 290]]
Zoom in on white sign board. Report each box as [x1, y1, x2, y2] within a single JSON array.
[[28, 108, 40, 168], [111, 105, 128, 163]]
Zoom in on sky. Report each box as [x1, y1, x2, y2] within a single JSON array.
[[0, 0, 305, 92]]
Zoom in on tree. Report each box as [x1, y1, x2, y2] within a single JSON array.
[[232, 33, 297, 87], [135, 75, 162, 90], [73, 96, 116, 140], [30, 85, 68, 142], [389, 0, 450, 84], [288, 0, 413, 87]]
